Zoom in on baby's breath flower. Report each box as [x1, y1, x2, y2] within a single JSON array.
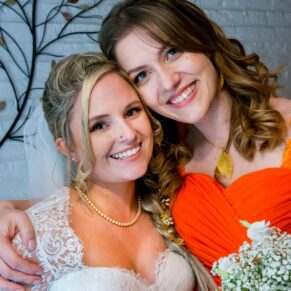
[[211, 221, 291, 290], [160, 212, 174, 226], [160, 197, 170, 209]]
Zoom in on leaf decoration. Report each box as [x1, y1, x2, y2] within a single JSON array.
[[5, 0, 16, 5], [79, 4, 91, 10], [0, 0, 105, 149], [61, 12, 73, 21], [0, 101, 7, 112], [51, 60, 57, 69], [216, 151, 233, 179]]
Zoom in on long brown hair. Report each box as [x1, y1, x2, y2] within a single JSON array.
[[99, 0, 286, 160]]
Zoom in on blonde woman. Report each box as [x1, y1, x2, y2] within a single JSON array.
[[2, 52, 215, 290]]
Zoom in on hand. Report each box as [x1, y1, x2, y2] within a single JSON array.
[[0, 203, 42, 290]]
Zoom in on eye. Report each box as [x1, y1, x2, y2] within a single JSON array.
[[126, 106, 142, 117], [134, 71, 149, 84], [166, 48, 179, 60], [90, 122, 107, 132]]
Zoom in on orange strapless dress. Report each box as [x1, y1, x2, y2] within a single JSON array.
[[171, 140, 291, 284]]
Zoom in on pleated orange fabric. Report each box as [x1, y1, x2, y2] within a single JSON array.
[[171, 141, 291, 285], [282, 139, 291, 168]]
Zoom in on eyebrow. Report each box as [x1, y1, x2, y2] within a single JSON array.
[[88, 114, 108, 128], [88, 99, 142, 124], [127, 65, 146, 75], [126, 44, 167, 75]]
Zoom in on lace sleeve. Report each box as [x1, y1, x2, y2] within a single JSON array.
[[13, 188, 84, 290], [13, 234, 50, 290]]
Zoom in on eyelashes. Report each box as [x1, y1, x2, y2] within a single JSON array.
[[132, 47, 181, 86], [90, 106, 143, 133], [134, 71, 150, 85]]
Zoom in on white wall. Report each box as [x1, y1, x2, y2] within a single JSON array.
[[0, 0, 290, 199]]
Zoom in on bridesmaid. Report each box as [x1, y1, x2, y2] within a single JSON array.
[[99, 0, 291, 277]]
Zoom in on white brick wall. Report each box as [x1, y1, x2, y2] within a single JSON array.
[[0, 0, 290, 199], [199, 0, 291, 96]]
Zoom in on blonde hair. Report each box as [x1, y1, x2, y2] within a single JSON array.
[[43, 53, 111, 186], [42, 52, 160, 187], [42, 51, 215, 290], [99, 0, 286, 160]]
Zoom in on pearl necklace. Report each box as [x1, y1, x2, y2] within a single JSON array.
[[75, 185, 142, 227]]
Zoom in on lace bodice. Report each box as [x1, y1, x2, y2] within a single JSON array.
[[13, 188, 194, 290]]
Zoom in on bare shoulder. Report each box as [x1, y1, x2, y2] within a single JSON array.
[[270, 96, 291, 138]]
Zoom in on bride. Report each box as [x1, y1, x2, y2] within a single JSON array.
[[10, 52, 215, 290]]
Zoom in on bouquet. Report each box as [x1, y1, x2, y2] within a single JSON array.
[[211, 220, 291, 290]]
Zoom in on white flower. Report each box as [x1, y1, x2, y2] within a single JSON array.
[[211, 221, 291, 291], [218, 257, 236, 273], [246, 220, 271, 242]]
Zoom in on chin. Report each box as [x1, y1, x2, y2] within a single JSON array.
[[130, 167, 148, 180]]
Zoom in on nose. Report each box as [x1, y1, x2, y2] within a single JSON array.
[[117, 120, 136, 143], [157, 64, 180, 92]]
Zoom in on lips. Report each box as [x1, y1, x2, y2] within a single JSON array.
[[168, 81, 197, 105], [110, 144, 141, 160]]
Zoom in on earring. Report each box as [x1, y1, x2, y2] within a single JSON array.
[[72, 154, 78, 163]]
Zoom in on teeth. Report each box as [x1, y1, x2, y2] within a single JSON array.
[[170, 83, 196, 104], [111, 145, 141, 160]]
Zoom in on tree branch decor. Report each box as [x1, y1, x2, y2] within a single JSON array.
[[0, 0, 104, 147]]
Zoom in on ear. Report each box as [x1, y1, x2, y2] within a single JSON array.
[[55, 137, 69, 157], [56, 137, 79, 162]]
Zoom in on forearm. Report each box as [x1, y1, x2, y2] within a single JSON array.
[[0, 198, 42, 289], [0, 199, 37, 211]]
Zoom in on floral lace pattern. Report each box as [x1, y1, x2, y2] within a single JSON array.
[[49, 250, 194, 291], [13, 188, 83, 290], [13, 188, 194, 290]]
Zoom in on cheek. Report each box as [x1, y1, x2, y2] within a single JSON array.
[[142, 95, 160, 114], [181, 53, 195, 65], [208, 68, 219, 93], [183, 55, 191, 63], [139, 115, 153, 140], [90, 136, 107, 160], [139, 84, 158, 108], [139, 88, 150, 105]]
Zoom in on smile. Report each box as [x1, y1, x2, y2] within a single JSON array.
[[168, 82, 197, 105], [111, 144, 141, 160]]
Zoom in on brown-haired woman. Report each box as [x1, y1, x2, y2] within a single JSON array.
[[98, 0, 291, 281]]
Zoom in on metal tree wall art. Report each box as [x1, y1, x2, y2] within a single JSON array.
[[0, 0, 104, 148]]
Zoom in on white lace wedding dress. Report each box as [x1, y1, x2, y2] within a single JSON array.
[[13, 188, 195, 290]]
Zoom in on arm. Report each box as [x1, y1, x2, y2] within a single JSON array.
[[0, 200, 42, 290], [2, 200, 33, 210]]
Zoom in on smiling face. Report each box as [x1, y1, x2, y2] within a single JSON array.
[[70, 71, 153, 187], [115, 30, 219, 124]]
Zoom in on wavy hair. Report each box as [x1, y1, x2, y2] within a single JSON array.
[[99, 0, 286, 160], [42, 51, 215, 290], [43, 52, 112, 187]]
